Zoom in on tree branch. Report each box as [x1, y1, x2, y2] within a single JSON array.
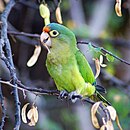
[[0, 0, 21, 130], [8, 30, 40, 38], [91, 38, 130, 48], [0, 84, 6, 130], [6, 30, 130, 48], [0, 80, 96, 105], [0, 80, 58, 96], [7, 22, 40, 46], [6, 30, 130, 66], [77, 41, 130, 66]]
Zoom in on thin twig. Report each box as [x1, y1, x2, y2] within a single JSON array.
[[6, 30, 130, 48], [0, 80, 59, 96], [0, 80, 95, 104], [8, 22, 39, 46], [8, 30, 40, 38], [6, 30, 130, 66], [90, 38, 130, 48], [77, 41, 130, 66], [0, 0, 21, 130]]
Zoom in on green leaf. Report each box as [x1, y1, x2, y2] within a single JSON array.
[[106, 54, 115, 62], [94, 47, 101, 52], [88, 43, 101, 52], [88, 42, 94, 50]]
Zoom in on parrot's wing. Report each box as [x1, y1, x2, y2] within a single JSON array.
[[75, 50, 106, 93], [75, 50, 110, 104], [75, 50, 95, 84]]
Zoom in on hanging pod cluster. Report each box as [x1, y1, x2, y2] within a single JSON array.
[[21, 103, 39, 126], [91, 102, 122, 130], [39, 1, 63, 25]]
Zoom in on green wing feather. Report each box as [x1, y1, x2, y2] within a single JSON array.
[[75, 50, 95, 84], [75, 50, 110, 105]]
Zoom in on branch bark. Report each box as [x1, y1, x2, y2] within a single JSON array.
[[5, 30, 130, 66], [0, 0, 21, 130], [0, 84, 6, 130], [77, 41, 130, 66]]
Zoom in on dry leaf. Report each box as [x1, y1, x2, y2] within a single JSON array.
[[27, 109, 33, 120], [100, 55, 107, 67], [100, 64, 107, 67], [21, 103, 30, 123], [5, 0, 10, 3], [100, 121, 114, 130], [27, 105, 38, 126], [27, 45, 41, 67], [107, 106, 117, 121], [91, 102, 101, 129], [0, 0, 5, 12], [100, 55, 103, 64], [116, 115, 123, 130], [102, 117, 106, 125], [100, 125, 107, 130], [21, 103, 39, 126], [93, 58, 100, 79], [55, 6, 63, 24], [28, 118, 36, 126], [32, 106, 38, 123], [115, 0, 122, 17], [106, 121, 114, 130]]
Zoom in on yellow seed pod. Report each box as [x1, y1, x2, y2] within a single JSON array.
[[106, 106, 117, 121], [21, 103, 30, 123], [100, 121, 114, 130], [100, 125, 108, 130], [27, 45, 41, 67], [115, 1, 122, 17], [44, 17, 50, 25], [93, 58, 100, 79], [55, 6, 63, 24], [106, 121, 114, 130], [91, 102, 101, 129], [39, 4, 50, 19]]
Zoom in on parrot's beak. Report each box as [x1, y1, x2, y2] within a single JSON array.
[[40, 32, 51, 47]]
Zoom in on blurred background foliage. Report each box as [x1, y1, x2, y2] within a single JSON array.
[[0, 0, 130, 130]]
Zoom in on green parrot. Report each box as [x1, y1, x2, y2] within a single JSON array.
[[40, 23, 109, 104]]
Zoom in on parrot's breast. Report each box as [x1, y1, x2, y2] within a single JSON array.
[[45, 39, 95, 96], [46, 45, 86, 93]]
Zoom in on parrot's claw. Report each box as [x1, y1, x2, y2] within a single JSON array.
[[58, 90, 68, 99], [68, 91, 81, 103]]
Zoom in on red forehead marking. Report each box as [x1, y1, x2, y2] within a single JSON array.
[[43, 26, 50, 32]]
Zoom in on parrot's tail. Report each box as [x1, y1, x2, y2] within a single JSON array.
[[95, 84, 106, 94], [91, 83, 111, 105], [96, 91, 111, 106]]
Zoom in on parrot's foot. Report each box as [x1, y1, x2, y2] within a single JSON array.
[[68, 91, 82, 103], [58, 90, 68, 99]]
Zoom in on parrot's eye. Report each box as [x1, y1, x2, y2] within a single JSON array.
[[49, 30, 59, 37]]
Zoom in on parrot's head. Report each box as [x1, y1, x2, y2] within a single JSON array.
[[40, 23, 76, 50]]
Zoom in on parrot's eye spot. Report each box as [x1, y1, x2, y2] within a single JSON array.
[[49, 30, 59, 37], [52, 31, 57, 35]]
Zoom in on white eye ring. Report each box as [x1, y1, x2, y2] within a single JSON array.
[[49, 30, 59, 37]]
